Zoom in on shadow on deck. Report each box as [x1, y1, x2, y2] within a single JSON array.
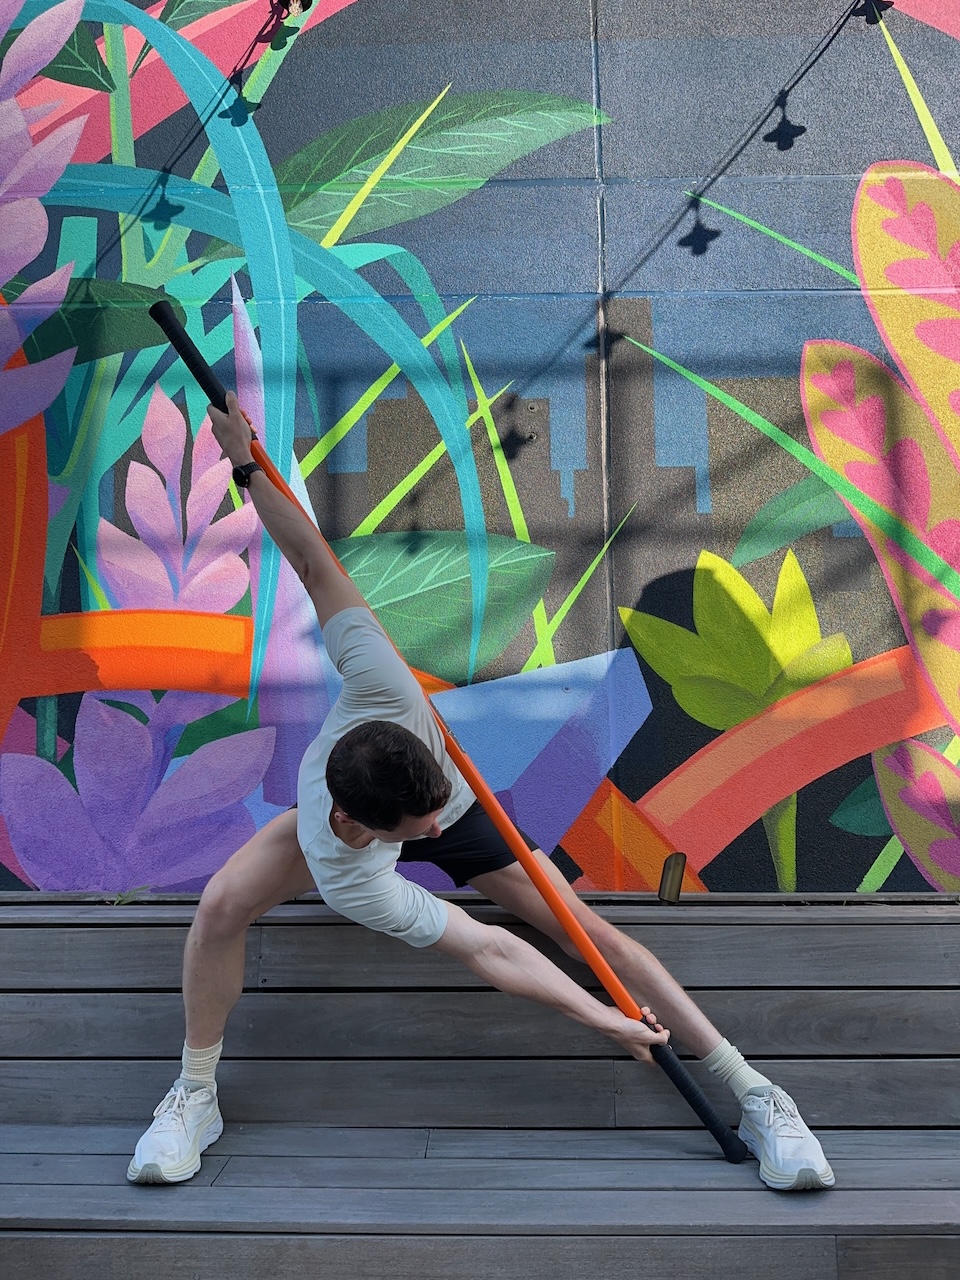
[[1, 893, 958, 1278]]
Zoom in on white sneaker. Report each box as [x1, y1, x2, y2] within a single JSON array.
[[738, 1085, 835, 1191], [126, 1079, 223, 1185]]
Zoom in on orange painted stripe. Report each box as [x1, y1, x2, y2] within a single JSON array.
[[561, 779, 707, 893], [637, 645, 944, 871]]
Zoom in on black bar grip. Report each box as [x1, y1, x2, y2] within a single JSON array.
[[650, 1042, 748, 1163], [149, 300, 228, 412]]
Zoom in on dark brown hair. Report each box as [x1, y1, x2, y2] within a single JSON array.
[[325, 720, 451, 832]]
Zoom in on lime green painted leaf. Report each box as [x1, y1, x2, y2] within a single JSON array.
[[618, 608, 730, 687], [766, 633, 854, 703], [329, 531, 554, 685], [671, 676, 767, 731], [769, 550, 822, 669], [732, 475, 850, 568], [24, 280, 187, 365], [692, 551, 774, 696], [829, 774, 892, 837], [276, 92, 608, 241]]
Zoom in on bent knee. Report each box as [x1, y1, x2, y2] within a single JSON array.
[[194, 872, 259, 938]]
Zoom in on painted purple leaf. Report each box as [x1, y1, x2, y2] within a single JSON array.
[[0, 753, 112, 891], [0, 349, 75, 436], [0, 117, 84, 201], [4, 260, 71, 350], [232, 274, 265, 430], [72, 696, 157, 845], [184, 502, 259, 580], [0, 0, 27, 45], [0, 199, 47, 284], [185, 458, 232, 550], [0, 0, 84, 98], [177, 553, 252, 614]]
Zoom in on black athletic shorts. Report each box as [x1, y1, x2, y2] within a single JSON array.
[[398, 799, 525, 886]]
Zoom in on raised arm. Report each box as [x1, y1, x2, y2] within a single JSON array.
[[208, 392, 366, 628]]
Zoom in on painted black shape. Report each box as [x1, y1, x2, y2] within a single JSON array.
[[852, 0, 894, 24], [762, 92, 807, 152]]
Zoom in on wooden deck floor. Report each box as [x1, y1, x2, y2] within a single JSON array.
[[1, 895, 958, 1278]]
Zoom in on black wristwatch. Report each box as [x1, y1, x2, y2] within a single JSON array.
[[232, 461, 263, 488]]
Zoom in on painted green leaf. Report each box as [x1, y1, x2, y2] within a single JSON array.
[[765, 633, 853, 703], [769, 549, 822, 670], [130, 0, 246, 75], [0, 23, 115, 92], [275, 92, 608, 242], [328, 532, 554, 685], [618, 608, 739, 688], [670, 676, 767, 731], [732, 475, 850, 568], [692, 551, 774, 697], [829, 775, 892, 837], [24, 281, 187, 365]]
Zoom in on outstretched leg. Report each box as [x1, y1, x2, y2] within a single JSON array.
[[470, 852, 835, 1192]]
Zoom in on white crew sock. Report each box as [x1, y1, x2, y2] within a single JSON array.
[[180, 1039, 223, 1088], [702, 1038, 772, 1103]]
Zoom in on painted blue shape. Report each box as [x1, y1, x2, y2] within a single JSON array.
[[326, 420, 369, 474], [433, 648, 652, 841], [647, 291, 887, 520]]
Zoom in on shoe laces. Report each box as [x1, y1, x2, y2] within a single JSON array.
[[756, 1086, 805, 1138], [152, 1084, 206, 1132]]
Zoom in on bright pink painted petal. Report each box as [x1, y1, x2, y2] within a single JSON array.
[[878, 199, 939, 254], [185, 457, 231, 549], [927, 519, 960, 568], [921, 607, 960, 651], [0, 0, 84, 98], [140, 384, 186, 500], [845, 438, 931, 530], [177, 554, 251, 614], [0, 116, 84, 202], [866, 175, 907, 215], [821, 393, 887, 457], [96, 518, 176, 609], [900, 770, 956, 833], [809, 359, 856, 411], [915, 317, 960, 364], [928, 835, 960, 875]]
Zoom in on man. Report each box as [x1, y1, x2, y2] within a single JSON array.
[[128, 392, 834, 1193]]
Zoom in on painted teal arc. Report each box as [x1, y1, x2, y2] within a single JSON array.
[[29, 0, 488, 682]]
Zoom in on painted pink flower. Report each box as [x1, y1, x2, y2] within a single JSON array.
[[96, 384, 259, 611]]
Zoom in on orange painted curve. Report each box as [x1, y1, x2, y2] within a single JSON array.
[[635, 645, 944, 872]]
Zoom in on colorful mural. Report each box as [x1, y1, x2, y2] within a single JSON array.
[[1, 0, 959, 896]]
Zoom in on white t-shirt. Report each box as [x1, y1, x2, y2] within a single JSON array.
[[296, 607, 474, 947]]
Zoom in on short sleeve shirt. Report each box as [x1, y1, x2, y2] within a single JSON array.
[[296, 608, 474, 947]]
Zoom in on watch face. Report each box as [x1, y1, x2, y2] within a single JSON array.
[[233, 464, 252, 487]]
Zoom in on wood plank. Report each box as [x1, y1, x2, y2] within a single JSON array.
[[0, 1232, 841, 1280], [616, 1058, 958, 1128], [0, 1060, 617, 1126], [257, 923, 960, 988], [0, 1152, 229, 1185], [838, 1236, 960, 1279], [5, 989, 957, 1058], [0, 1184, 956, 1233], [425, 1128, 960, 1161], [0, 1124, 429, 1158], [212, 1155, 960, 1191], [0, 928, 259, 990]]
